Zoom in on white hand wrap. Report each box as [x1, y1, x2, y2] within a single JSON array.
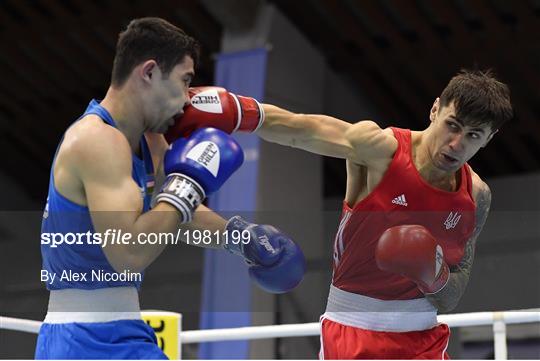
[[155, 173, 205, 223]]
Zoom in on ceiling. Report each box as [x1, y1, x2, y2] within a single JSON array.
[[1, 0, 539, 203], [269, 0, 540, 195]]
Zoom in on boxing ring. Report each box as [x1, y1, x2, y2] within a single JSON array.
[[1, 309, 539, 360]]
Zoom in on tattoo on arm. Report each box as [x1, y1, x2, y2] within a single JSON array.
[[426, 183, 492, 313]]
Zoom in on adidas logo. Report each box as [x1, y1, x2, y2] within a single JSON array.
[[391, 194, 408, 207]]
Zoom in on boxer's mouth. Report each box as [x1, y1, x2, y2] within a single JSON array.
[[168, 112, 183, 125], [441, 153, 459, 164]]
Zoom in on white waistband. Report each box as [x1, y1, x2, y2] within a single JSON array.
[[44, 287, 141, 324], [324, 285, 438, 332]]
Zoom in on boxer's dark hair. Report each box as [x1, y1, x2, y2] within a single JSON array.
[[439, 69, 513, 131], [111, 17, 200, 87]]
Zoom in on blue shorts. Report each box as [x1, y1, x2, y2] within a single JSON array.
[[35, 319, 168, 359]]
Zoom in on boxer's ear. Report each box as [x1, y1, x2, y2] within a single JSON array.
[[429, 98, 440, 123], [140, 60, 158, 84], [482, 129, 498, 148]]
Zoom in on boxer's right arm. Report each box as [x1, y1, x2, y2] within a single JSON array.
[[258, 104, 396, 166], [73, 127, 186, 273], [74, 126, 243, 273]]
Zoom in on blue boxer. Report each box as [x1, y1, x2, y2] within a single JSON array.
[[36, 100, 165, 359]]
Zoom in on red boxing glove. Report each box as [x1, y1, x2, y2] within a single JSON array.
[[165, 86, 264, 143], [375, 225, 450, 294]]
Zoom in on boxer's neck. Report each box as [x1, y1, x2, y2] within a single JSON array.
[[100, 85, 145, 154], [412, 131, 458, 192]]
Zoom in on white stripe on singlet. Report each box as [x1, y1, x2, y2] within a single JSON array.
[[323, 284, 438, 332]]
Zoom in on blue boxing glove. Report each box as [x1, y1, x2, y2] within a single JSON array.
[[224, 216, 306, 293], [156, 128, 244, 222]]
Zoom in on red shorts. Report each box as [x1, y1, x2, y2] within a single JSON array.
[[320, 317, 450, 359]]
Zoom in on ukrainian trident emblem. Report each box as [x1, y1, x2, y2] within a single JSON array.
[[444, 211, 461, 230]]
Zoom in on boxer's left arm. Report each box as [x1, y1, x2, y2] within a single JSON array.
[[166, 88, 357, 159], [148, 132, 290, 252], [425, 180, 492, 313], [167, 88, 396, 166], [148, 136, 304, 288], [257, 105, 397, 168], [257, 104, 355, 159]]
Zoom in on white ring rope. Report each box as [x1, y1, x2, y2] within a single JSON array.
[[181, 322, 320, 344], [2, 310, 539, 344], [180, 310, 540, 344], [0, 316, 42, 334]]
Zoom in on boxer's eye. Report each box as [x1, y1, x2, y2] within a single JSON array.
[[446, 121, 459, 131], [183, 75, 193, 87]]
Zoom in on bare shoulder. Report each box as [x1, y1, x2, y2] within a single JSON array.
[[348, 120, 397, 144], [380, 126, 398, 147], [346, 120, 398, 166], [59, 115, 132, 178], [468, 167, 492, 206], [466, 167, 492, 237]]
